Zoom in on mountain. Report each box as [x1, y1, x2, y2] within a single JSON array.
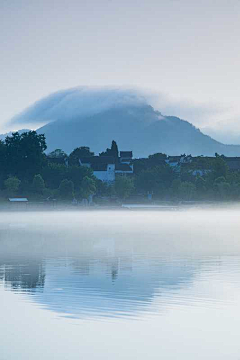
[[36, 105, 240, 157], [7, 87, 240, 157]]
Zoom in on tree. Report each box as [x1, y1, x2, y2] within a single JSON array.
[[81, 176, 96, 199], [0, 140, 7, 186], [229, 182, 240, 200], [133, 153, 168, 174], [214, 177, 231, 200], [42, 163, 67, 189], [170, 179, 181, 199], [5, 131, 47, 181], [95, 179, 112, 197], [135, 165, 175, 197], [0, 140, 6, 164], [135, 169, 157, 194], [66, 166, 94, 191], [217, 181, 231, 200], [4, 176, 21, 196], [100, 140, 119, 159], [212, 157, 228, 180], [195, 175, 206, 199], [42, 164, 94, 190], [178, 181, 196, 201], [69, 147, 94, 166], [111, 140, 119, 159], [48, 149, 68, 159], [214, 176, 226, 185], [32, 174, 45, 194], [148, 153, 167, 164], [115, 176, 134, 199], [58, 179, 74, 200]]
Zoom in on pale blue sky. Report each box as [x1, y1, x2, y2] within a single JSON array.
[[1, 0, 240, 142]]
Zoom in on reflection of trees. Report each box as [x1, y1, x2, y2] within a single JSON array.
[[0, 258, 45, 291], [111, 266, 118, 282], [71, 256, 120, 282]]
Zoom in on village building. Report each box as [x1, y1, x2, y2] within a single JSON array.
[[165, 155, 192, 172], [80, 156, 116, 182], [120, 151, 133, 164], [79, 151, 133, 183], [8, 198, 28, 209]]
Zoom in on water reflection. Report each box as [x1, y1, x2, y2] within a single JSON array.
[[0, 253, 196, 319], [0, 259, 45, 291], [1, 210, 240, 320], [2, 211, 240, 360], [0, 213, 197, 319]]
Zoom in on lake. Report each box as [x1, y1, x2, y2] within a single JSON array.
[[1, 209, 240, 359]]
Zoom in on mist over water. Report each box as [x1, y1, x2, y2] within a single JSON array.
[[1, 209, 240, 359]]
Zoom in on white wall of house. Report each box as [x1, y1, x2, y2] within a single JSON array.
[[94, 164, 115, 182], [165, 160, 178, 167], [120, 158, 131, 164], [192, 169, 211, 176]]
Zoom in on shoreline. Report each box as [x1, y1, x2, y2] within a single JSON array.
[[1, 200, 240, 212]]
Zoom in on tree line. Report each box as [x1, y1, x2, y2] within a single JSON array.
[[0, 132, 132, 202], [0, 131, 240, 203]]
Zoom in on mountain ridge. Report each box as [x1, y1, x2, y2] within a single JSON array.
[[5, 87, 240, 157], [36, 105, 240, 157]]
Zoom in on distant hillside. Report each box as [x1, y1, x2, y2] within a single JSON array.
[[7, 87, 240, 157], [36, 105, 240, 157]]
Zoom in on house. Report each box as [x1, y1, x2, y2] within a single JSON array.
[[165, 155, 192, 172], [118, 151, 133, 173], [165, 156, 181, 170], [120, 151, 133, 164], [47, 149, 68, 166], [191, 169, 211, 176], [115, 163, 133, 174], [80, 156, 116, 182], [79, 151, 134, 183], [8, 198, 28, 209], [9, 197, 28, 202]]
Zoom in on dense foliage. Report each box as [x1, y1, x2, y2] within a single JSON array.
[[1, 131, 240, 203]]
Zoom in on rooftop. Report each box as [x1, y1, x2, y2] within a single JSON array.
[[115, 164, 133, 171], [120, 151, 133, 158], [80, 156, 115, 165], [9, 198, 28, 202]]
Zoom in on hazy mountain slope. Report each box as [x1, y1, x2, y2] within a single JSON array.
[[37, 105, 240, 157], [37, 105, 154, 155], [7, 86, 240, 157]]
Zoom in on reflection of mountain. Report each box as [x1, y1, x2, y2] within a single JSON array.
[[0, 214, 199, 319], [0, 254, 196, 319]]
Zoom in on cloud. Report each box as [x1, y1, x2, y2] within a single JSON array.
[[201, 117, 240, 144], [146, 91, 229, 128], [9, 86, 148, 127]]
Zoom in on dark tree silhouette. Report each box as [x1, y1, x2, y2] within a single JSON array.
[[69, 147, 94, 166], [5, 131, 47, 181], [99, 140, 119, 160]]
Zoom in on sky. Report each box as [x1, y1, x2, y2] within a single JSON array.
[[1, 0, 240, 143]]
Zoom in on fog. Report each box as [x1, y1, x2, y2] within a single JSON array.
[[1, 209, 240, 257]]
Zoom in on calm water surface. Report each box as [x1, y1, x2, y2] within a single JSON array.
[[1, 210, 240, 359]]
